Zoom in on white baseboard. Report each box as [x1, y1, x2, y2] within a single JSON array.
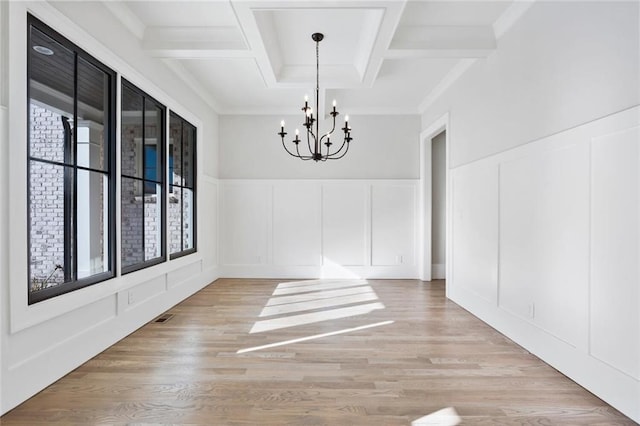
[[220, 264, 419, 280]]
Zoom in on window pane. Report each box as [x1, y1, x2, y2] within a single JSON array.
[[77, 58, 108, 171], [77, 169, 109, 279], [121, 177, 143, 268], [121, 85, 143, 178], [29, 161, 68, 291], [169, 114, 182, 186], [183, 188, 194, 250], [145, 103, 163, 184], [29, 28, 74, 165], [183, 123, 195, 188], [145, 183, 162, 261], [169, 185, 182, 254], [144, 146, 157, 183]]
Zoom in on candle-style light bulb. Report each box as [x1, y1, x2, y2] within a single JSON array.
[[281, 120, 285, 127], [304, 95, 309, 102], [295, 129, 299, 136], [332, 99, 336, 107]]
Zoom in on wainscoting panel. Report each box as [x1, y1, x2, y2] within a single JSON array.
[[167, 259, 203, 289], [220, 180, 418, 278], [371, 184, 416, 266], [273, 182, 322, 266], [499, 143, 590, 349], [447, 106, 640, 422], [451, 163, 499, 304], [590, 126, 640, 380], [321, 183, 368, 266], [221, 182, 269, 265], [5, 296, 116, 368]]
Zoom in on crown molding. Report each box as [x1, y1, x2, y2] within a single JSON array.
[[102, 1, 145, 40], [418, 0, 537, 114]]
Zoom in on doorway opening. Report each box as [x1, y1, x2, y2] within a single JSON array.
[[419, 113, 449, 288], [431, 131, 446, 279]]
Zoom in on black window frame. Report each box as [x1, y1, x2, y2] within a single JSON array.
[[169, 111, 197, 260], [27, 14, 117, 304], [120, 79, 167, 274]]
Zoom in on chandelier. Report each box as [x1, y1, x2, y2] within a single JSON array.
[[278, 33, 352, 162]]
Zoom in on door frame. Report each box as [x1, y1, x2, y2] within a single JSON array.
[[419, 113, 450, 289]]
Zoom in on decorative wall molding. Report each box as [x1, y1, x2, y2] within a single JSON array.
[[449, 106, 640, 422], [220, 179, 419, 280]]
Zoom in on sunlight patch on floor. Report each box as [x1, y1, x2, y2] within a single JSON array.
[[259, 291, 379, 317], [272, 279, 369, 295], [265, 284, 374, 306], [250, 302, 385, 333], [249, 279, 385, 333], [412, 407, 461, 425], [238, 320, 394, 354]]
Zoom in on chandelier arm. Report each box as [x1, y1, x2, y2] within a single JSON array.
[[328, 141, 351, 160], [327, 112, 337, 136], [295, 141, 313, 160], [327, 138, 347, 158], [281, 137, 301, 158]]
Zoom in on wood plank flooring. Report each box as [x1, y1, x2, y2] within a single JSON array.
[[1, 278, 636, 425]]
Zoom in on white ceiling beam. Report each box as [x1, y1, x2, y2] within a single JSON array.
[[142, 27, 250, 58], [359, 0, 407, 87]]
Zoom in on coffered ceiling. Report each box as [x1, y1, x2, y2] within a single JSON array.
[[104, 0, 524, 115]]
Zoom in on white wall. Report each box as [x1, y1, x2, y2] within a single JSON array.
[[220, 180, 418, 279], [423, 1, 639, 168], [423, 1, 640, 421], [1, 2, 219, 414], [219, 114, 420, 179]]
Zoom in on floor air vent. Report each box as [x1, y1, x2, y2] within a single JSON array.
[[155, 313, 174, 323]]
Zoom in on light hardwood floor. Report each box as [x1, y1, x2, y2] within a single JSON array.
[[1, 278, 635, 425]]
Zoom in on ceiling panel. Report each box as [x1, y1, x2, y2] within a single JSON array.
[[124, 1, 238, 27], [255, 8, 381, 66], [181, 58, 311, 112]]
